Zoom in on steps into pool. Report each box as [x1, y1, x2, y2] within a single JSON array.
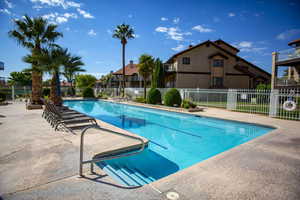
[[98, 161, 155, 186]]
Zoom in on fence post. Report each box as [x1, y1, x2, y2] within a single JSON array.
[[269, 89, 279, 118], [227, 89, 237, 110]]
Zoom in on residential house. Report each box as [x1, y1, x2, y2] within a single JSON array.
[[271, 38, 300, 89], [164, 39, 271, 89], [110, 60, 148, 88]]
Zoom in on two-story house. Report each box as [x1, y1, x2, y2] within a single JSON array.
[[111, 60, 147, 88], [164, 39, 271, 89]]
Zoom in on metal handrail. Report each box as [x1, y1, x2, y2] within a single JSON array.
[[79, 124, 146, 177]]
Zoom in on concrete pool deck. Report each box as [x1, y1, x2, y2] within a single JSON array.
[[0, 101, 300, 200]]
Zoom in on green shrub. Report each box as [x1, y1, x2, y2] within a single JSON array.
[[42, 88, 50, 97], [147, 88, 161, 104], [134, 97, 146, 103], [82, 87, 95, 98], [97, 92, 108, 99], [181, 99, 197, 109], [0, 92, 6, 102], [164, 88, 182, 107]]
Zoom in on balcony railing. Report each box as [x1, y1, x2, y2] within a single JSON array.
[[277, 47, 300, 62], [276, 78, 300, 87]]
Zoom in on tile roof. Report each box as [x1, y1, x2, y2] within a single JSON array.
[[113, 63, 139, 75]]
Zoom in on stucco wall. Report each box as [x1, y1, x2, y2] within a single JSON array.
[[176, 74, 210, 88]]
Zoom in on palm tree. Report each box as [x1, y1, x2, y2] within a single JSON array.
[[137, 54, 155, 99], [8, 15, 62, 105], [113, 24, 135, 97], [62, 55, 85, 96], [24, 47, 68, 105]]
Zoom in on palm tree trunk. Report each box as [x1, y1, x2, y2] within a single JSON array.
[[56, 72, 62, 105], [31, 70, 42, 104], [50, 72, 62, 105], [122, 43, 125, 97], [144, 79, 146, 99], [50, 73, 57, 104]]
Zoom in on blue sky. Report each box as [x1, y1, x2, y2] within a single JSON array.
[[1, 0, 300, 79]]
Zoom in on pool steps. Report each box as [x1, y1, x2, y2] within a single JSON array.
[[98, 162, 154, 186]]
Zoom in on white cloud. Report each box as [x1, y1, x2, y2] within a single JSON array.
[[63, 12, 78, 18], [56, 16, 67, 23], [88, 29, 97, 36], [77, 8, 94, 19], [0, 8, 11, 15], [155, 26, 192, 41], [171, 44, 185, 51], [228, 12, 235, 17], [4, 0, 13, 8], [133, 34, 140, 38], [240, 47, 267, 52], [276, 29, 300, 40], [33, 5, 43, 10], [155, 26, 168, 32], [65, 27, 70, 31], [238, 41, 252, 48], [236, 41, 267, 53], [42, 12, 77, 24], [192, 25, 213, 33], [30, 0, 81, 9], [167, 27, 183, 41], [161, 17, 168, 21], [173, 17, 180, 24], [128, 14, 133, 18]]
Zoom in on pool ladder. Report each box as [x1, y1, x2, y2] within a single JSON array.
[[79, 125, 146, 179]]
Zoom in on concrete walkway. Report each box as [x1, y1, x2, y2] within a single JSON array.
[[0, 101, 300, 200]]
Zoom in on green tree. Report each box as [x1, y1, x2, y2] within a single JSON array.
[[8, 15, 62, 105], [62, 55, 85, 96], [8, 71, 32, 86], [138, 54, 155, 99], [24, 47, 68, 105], [151, 58, 165, 88], [75, 74, 97, 89], [113, 24, 135, 97]]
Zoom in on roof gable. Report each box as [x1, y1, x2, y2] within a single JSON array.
[[214, 39, 240, 53]]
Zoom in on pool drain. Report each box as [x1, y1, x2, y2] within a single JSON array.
[[166, 191, 180, 200]]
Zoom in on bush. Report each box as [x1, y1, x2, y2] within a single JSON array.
[[82, 87, 95, 98], [0, 92, 6, 102], [181, 99, 197, 109], [147, 88, 161, 104], [42, 88, 50, 97], [97, 92, 108, 99], [134, 97, 146, 103], [164, 88, 182, 107]]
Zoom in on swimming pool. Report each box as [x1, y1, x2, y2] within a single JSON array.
[[64, 100, 274, 186]]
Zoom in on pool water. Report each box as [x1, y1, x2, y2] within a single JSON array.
[[64, 100, 274, 186]]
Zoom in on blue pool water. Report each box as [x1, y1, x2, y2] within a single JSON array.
[[64, 100, 274, 186]]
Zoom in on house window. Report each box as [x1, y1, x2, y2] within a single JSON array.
[[182, 57, 190, 65], [213, 59, 224, 67], [212, 77, 223, 87]]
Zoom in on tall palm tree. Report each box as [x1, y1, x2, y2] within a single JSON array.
[[24, 47, 68, 105], [137, 54, 155, 99], [8, 15, 62, 105], [113, 24, 135, 97], [62, 55, 85, 96]]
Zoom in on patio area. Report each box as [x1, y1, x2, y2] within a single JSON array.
[[0, 101, 300, 200]]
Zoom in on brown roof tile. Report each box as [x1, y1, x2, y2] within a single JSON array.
[[113, 63, 139, 75]]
